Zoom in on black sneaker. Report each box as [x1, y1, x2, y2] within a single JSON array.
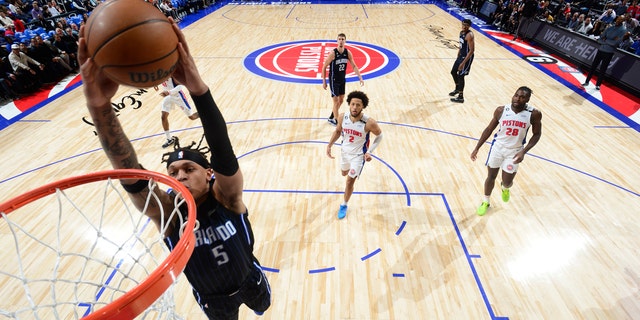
[[162, 136, 176, 148], [448, 90, 459, 96], [451, 96, 464, 103]]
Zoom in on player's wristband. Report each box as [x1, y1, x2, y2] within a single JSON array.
[[121, 179, 149, 194]]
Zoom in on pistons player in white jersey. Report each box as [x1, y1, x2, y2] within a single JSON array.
[[155, 77, 200, 148], [470, 86, 542, 216], [327, 90, 383, 219]]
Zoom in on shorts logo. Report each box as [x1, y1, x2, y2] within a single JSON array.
[[507, 164, 514, 171], [523, 55, 558, 64], [243, 40, 400, 84], [350, 169, 356, 175]]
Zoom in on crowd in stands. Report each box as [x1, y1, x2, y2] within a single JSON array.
[[460, 0, 640, 55], [0, 0, 213, 103]]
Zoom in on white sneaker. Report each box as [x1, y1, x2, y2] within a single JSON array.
[[162, 136, 176, 148]]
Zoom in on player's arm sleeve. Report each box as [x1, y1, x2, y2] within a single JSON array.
[[190, 89, 239, 176], [368, 133, 383, 154]]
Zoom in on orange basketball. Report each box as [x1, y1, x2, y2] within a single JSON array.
[[84, 0, 179, 88]]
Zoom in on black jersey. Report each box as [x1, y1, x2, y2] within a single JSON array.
[[458, 30, 473, 59], [328, 47, 349, 83], [453, 30, 474, 76], [165, 183, 257, 296]]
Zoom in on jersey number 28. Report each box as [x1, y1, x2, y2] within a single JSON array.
[[505, 128, 520, 136]]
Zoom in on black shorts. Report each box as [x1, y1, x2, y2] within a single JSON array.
[[451, 56, 474, 76], [197, 264, 271, 320], [329, 79, 346, 97]]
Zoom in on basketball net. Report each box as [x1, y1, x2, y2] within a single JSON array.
[[0, 169, 197, 319]]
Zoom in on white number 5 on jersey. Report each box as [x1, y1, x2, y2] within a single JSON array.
[[211, 244, 230, 265]]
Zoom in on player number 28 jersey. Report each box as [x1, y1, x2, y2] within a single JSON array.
[[492, 104, 535, 149]]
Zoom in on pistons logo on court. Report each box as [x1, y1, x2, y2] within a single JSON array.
[[243, 40, 400, 84]]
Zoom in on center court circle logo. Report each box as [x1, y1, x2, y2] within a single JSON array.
[[243, 40, 400, 84]]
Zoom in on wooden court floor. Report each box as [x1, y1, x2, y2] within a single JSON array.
[[1, 3, 640, 319]]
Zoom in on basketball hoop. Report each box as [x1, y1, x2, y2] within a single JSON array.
[[0, 169, 197, 319]]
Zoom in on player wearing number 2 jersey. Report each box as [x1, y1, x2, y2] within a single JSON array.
[[470, 86, 542, 216], [326, 91, 383, 219]]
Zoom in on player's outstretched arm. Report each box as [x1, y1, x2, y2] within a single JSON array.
[[78, 25, 174, 232], [168, 18, 246, 214]]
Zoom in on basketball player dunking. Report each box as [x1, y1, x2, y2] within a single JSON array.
[[78, 19, 271, 319]]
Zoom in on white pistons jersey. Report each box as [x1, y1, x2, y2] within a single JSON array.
[[341, 113, 370, 155], [160, 78, 193, 115], [161, 78, 187, 99], [493, 104, 534, 149]]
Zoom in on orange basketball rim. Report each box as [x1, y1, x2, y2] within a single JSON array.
[[0, 169, 197, 319]]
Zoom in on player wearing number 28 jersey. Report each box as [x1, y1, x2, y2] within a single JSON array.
[[470, 86, 543, 216]]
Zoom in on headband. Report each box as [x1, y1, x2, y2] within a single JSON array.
[[166, 149, 210, 169]]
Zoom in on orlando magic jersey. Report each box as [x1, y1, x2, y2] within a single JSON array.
[[164, 185, 257, 296], [458, 30, 473, 59], [456, 30, 474, 75], [329, 48, 349, 83]]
